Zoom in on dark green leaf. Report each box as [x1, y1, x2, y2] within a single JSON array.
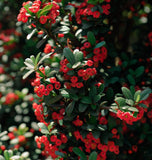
[[93, 94, 104, 103], [106, 87, 114, 102], [87, 0, 98, 5], [63, 48, 75, 65], [55, 151, 65, 158], [87, 31, 96, 46], [92, 130, 100, 138], [94, 41, 106, 48], [138, 103, 148, 108], [74, 51, 84, 62], [115, 97, 126, 107], [135, 66, 144, 78], [89, 151, 97, 160], [73, 147, 87, 160], [44, 95, 62, 105], [127, 74, 135, 85], [98, 83, 104, 93], [81, 96, 92, 104], [121, 87, 133, 100], [78, 103, 88, 112], [140, 88, 151, 101], [89, 85, 97, 98], [37, 4, 53, 18], [66, 101, 75, 115], [91, 104, 96, 110], [70, 94, 79, 101]]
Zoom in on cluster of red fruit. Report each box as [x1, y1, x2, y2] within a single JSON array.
[[17, 0, 60, 26]]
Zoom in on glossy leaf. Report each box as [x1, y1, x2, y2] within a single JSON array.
[[81, 96, 92, 104], [140, 88, 151, 101], [63, 48, 75, 65], [87, 31, 96, 46], [73, 147, 87, 160], [89, 151, 97, 160], [122, 87, 133, 100], [94, 41, 106, 48], [78, 103, 88, 112], [66, 101, 75, 115]]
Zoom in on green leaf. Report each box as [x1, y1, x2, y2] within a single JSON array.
[[35, 52, 41, 66], [73, 147, 87, 160], [128, 107, 138, 112], [24, 4, 32, 14], [61, 90, 70, 98], [115, 97, 126, 107], [94, 41, 106, 48], [37, 123, 49, 134], [138, 103, 148, 108], [98, 83, 104, 93], [55, 151, 65, 158], [23, 70, 35, 79], [92, 130, 100, 138], [87, 31, 96, 46], [91, 104, 96, 110], [27, 28, 37, 40], [45, 66, 51, 76], [44, 95, 62, 105], [135, 66, 144, 78], [70, 94, 79, 101], [101, 109, 108, 116], [140, 88, 151, 101], [37, 4, 53, 18], [81, 96, 92, 104], [60, 26, 70, 33], [89, 151, 97, 160], [93, 94, 104, 103], [0, 155, 5, 160], [134, 90, 141, 102], [78, 103, 88, 112], [127, 74, 135, 85], [98, 125, 107, 131], [74, 51, 84, 62], [89, 85, 97, 98], [59, 120, 63, 126], [121, 87, 133, 100], [87, 0, 98, 5], [66, 101, 75, 115], [72, 62, 81, 69], [126, 99, 134, 106], [4, 150, 10, 160], [106, 87, 114, 102], [63, 48, 75, 65]]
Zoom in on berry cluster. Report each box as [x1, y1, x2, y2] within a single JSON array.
[[75, 0, 111, 24], [116, 106, 145, 125], [35, 134, 67, 159], [17, 0, 60, 26]]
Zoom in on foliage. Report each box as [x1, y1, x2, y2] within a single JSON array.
[[0, 0, 152, 160]]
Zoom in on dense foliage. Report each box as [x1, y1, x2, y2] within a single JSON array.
[[0, 0, 152, 160]]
